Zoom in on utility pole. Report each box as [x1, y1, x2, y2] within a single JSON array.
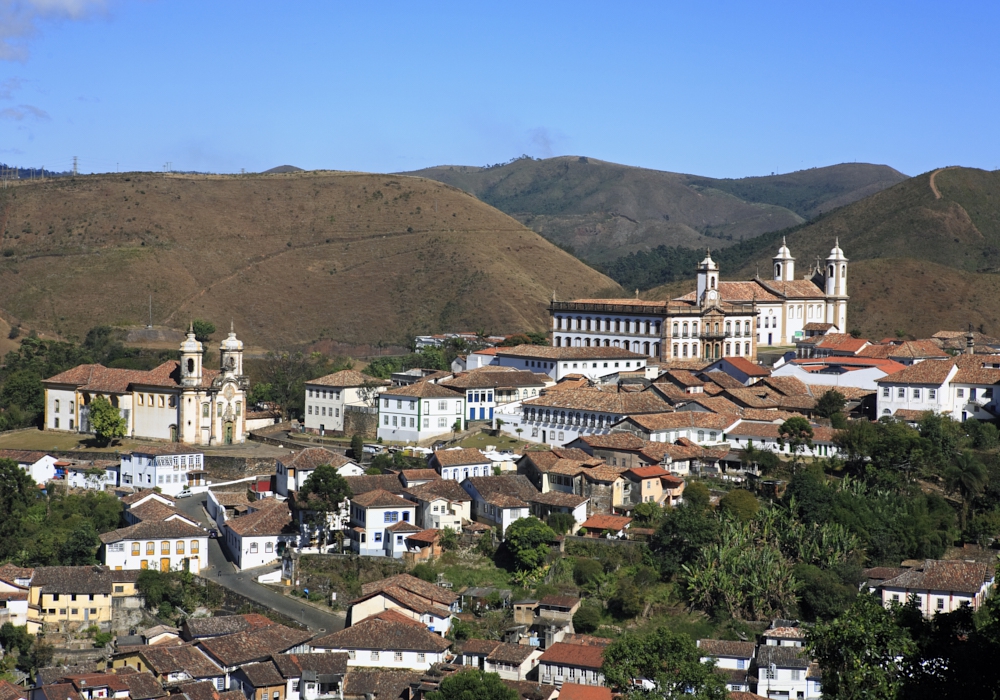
[[72, 156, 78, 175], [147, 295, 153, 329]]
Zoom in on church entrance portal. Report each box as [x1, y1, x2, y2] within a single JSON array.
[[224, 422, 234, 445], [169, 425, 178, 442]]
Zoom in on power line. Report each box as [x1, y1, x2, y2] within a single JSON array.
[[72, 156, 78, 176]]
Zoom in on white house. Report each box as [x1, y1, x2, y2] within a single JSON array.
[[513, 389, 672, 447], [0, 450, 58, 486], [439, 368, 549, 424], [874, 356, 1000, 423], [66, 461, 119, 490], [756, 645, 817, 699], [874, 559, 995, 616], [429, 448, 493, 481], [272, 651, 348, 700], [99, 519, 208, 573], [377, 383, 465, 444], [403, 479, 472, 532], [696, 639, 755, 694], [492, 346, 648, 382], [611, 412, 741, 445], [773, 357, 907, 392], [304, 370, 388, 435], [275, 448, 362, 497], [726, 420, 840, 459], [120, 448, 206, 496], [222, 499, 296, 570], [461, 475, 537, 536], [457, 639, 542, 681], [347, 490, 418, 557], [347, 574, 458, 635], [309, 617, 452, 670]]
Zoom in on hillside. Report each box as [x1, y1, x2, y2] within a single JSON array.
[[646, 167, 1000, 339], [0, 172, 617, 350], [401, 157, 905, 263]]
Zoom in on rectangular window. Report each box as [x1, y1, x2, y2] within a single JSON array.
[[913, 388, 921, 399], [438, 400, 447, 410], [146, 542, 155, 555], [191, 540, 199, 554], [371, 651, 380, 661], [737, 659, 745, 670], [898, 388, 905, 398], [161, 541, 170, 554], [132, 543, 140, 556], [937, 598, 945, 609], [176, 541, 185, 554], [291, 682, 300, 693], [347, 651, 356, 660], [394, 652, 403, 662], [384, 416, 389, 425], [958, 388, 965, 398], [930, 389, 937, 400], [250, 542, 258, 553], [265, 542, 273, 553], [791, 670, 802, 681], [417, 653, 425, 663]]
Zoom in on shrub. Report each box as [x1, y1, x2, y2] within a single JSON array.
[[546, 512, 576, 535], [573, 558, 604, 586], [718, 489, 760, 521], [573, 604, 602, 634]]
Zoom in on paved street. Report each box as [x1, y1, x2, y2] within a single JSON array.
[[173, 493, 345, 634]]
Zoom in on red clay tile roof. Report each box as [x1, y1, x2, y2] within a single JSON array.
[[198, 625, 312, 667], [342, 671, 423, 699], [351, 489, 414, 508], [581, 515, 631, 531], [404, 479, 472, 503], [525, 389, 671, 415], [877, 360, 957, 386], [0, 680, 26, 700], [879, 559, 993, 594], [270, 651, 349, 679], [431, 448, 491, 467], [893, 409, 932, 421], [225, 500, 294, 537], [360, 574, 459, 606], [405, 529, 440, 544], [539, 595, 580, 609], [497, 345, 647, 361], [400, 469, 440, 482], [280, 448, 354, 471], [622, 412, 739, 431], [697, 639, 756, 658], [728, 420, 837, 443], [183, 614, 274, 639], [237, 661, 284, 688], [530, 491, 589, 508], [487, 641, 539, 665], [538, 642, 604, 669], [311, 617, 451, 652], [33, 566, 112, 595], [381, 383, 464, 399], [623, 466, 669, 479], [307, 370, 388, 388], [465, 475, 539, 509], [210, 491, 250, 507], [127, 499, 190, 523], [343, 474, 405, 495], [31, 684, 81, 700], [719, 357, 770, 377], [0, 563, 34, 587], [441, 370, 547, 390], [501, 681, 557, 700], [136, 644, 223, 678], [573, 433, 646, 450], [557, 685, 611, 700], [100, 519, 205, 544]]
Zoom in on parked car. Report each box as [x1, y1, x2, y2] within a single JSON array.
[[209, 529, 218, 538], [176, 489, 194, 498]]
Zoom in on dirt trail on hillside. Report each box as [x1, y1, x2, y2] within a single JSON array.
[[929, 167, 957, 199]]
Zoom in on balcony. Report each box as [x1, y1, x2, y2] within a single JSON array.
[[700, 329, 729, 339]]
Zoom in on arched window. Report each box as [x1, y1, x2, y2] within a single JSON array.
[[682, 344, 688, 358], [586, 318, 592, 331], [692, 323, 699, 335], [560, 411, 567, 424], [711, 276, 716, 289], [187, 358, 195, 373], [841, 265, 846, 278], [615, 319, 621, 332], [585, 338, 591, 347], [775, 263, 782, 278], [605, 318, 612, 331], [714, 322, 720, 334], [672, 322, 679, 338], [829, 265, 835, 277], [556, 316, 563, 329], [624, 319, 631, 333], [604, 339, 610, 347], [725, 321, 731, 335], [653, 343, 660, 357], [643, 341, 650, 355], [575, 337, 582, 347], [555, 336, 562, 347], [745, 342, 751, 355], [633, 341, 641, 352], [682, 322, 689, 338], [614, 340, 620, 348], [692, 343, 699, 356], [745, 321, 751, 335], [735, 343, 741, 356], [673, 343, 679, 357], [54, 399, 60, 412], [725, 343, 731, 355]]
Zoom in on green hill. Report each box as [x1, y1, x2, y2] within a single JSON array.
[[401, 157, 905, 263], [642, 167, 1000, 339]]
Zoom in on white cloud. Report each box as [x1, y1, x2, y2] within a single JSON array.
[[0, 103, 50, 120], [0, 0, 108, 62]]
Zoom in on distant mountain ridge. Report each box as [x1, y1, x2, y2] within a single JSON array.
[[400, 157, 906, 263]]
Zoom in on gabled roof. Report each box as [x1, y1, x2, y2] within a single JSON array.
[[359, 574, 458, 607], [237, 661, 284, 688], [876, 360, 957, 386], [464, 475, 539, 509], [557, 685, 611, 700], [380, 383, 463, 399], [310, 618, 451, 653], [879, 559, 993, 594], [135, 644, 224, 678], [307, 370, 388, 388], [441, 370, 547, 390], [279, 448, 354, 472], [100, 519, 205, 544], [32, 566, 111, 595], [620, 412, 738, 432], [197, 624, 313, 667], [496, 345, 647, 361], [580, 515, 631, 532], [182, 614, 274, 639], [404, 479, 472, 503], [756, 645, 809, 669], [342, 671, 422, 699], [343, 474, 404, 496], [697, 639, 756, 659], [225, 500, 294, 537], [431, 448, 491, 467], [538, 642, 604, 669], [717, 357, 770, 377], [525, 389, 671, 415], [271, 652, 349, 679], [727, 420, 837, 443], [350, 489, 414, 509], [122, 490, 176, 506]]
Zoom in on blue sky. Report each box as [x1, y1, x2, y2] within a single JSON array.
[[1, 0, 998, 177]]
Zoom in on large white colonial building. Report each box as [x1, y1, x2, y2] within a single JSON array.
[[43, 324, 249, 445], [549, 239, 848, 361]]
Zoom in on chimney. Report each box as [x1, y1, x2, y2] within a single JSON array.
[[967, 330, 975, 355]]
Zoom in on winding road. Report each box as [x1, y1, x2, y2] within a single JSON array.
[[173, 493, 345, 635]]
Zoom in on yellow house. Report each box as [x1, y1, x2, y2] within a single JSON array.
[[29, 566, 114, 632]]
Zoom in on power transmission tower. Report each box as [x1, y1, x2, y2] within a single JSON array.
[[72, 156, 78, 175]]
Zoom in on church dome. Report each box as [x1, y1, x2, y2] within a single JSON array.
[[827, 238, 847, 261], [180, 324, 203, 354], [220, 322, 243, 352], [697, 251, 718, 270], [774, 237, 793, 259]]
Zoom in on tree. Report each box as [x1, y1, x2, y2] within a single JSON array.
[[572, 558, 605, 587], [545, 512, 576, 535], [684, 481, 711, 511], [502, 517, 555, 571], [944, 450, 987, 530], [651, 502, 719, 579], [60, 523, 100, 565], [815, 390, 847, 419], [298, 465, 352, 548], [425, 669, 518, 700], [602, 627, 727, 700], [794, 563, 858, 621], [191, 319, 216, 344], [778, 416, 814, 463], [0, 458, 35, 559], [439, 527, 459, 550], [807, 594, 915, 700], [88, 395, 126, 446], [573, 604, 602, 634], [0, 369, 44, 417], [632, 501, 665, 526], [741, 443, 781, 475], [350, 434, 365, 459], [717, 489, 759, 521], [356, 379, 385, 408]]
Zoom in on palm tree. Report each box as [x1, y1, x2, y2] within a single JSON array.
[[946, 451, 988, 530]]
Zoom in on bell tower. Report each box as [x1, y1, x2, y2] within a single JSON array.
[[773, 237, 795, 281], [219, 321, 244, 376], [696, 251, 719, 305], [825, 239, 848, 329], [179, 323, 203, 387]]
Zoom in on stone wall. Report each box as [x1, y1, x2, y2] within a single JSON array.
[[583, 481, 615, 517], [202, 455, 278, 480], [343, 408, 378, 439]]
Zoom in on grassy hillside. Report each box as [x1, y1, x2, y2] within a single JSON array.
[[0, 171, 617, 350], [401, 157, 905, 263], [645, 167, 1000, 339]]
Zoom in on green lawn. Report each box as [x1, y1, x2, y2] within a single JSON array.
[[457, 432, 530, 451], [0, 429, 146, 452]]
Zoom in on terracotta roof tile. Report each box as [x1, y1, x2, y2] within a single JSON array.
[[198, 625, 312, 667], [359, 574, 459, 606], [307, 370, 388, 388], [525, 389, 671, 414], [621, 412, 739, 431], [310, 618, 451, 653], [557, 685, 611, 700], [581, 515, 631, 531], [877, 360, 957, 386], [183, 614, 274, 639], [380, 383, 464, 399], [279, 448, 354, 472], [350, 489, 414, 508], [441, 370, 547, 390], [879, 559, 993, 595], [225, 500, 294, 537], [343, 474, 404, 495], [100, 519, 205, 544], [697, 639, 756, 658], [431, 448, 491, 467], [497, 345, 647, 361]]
